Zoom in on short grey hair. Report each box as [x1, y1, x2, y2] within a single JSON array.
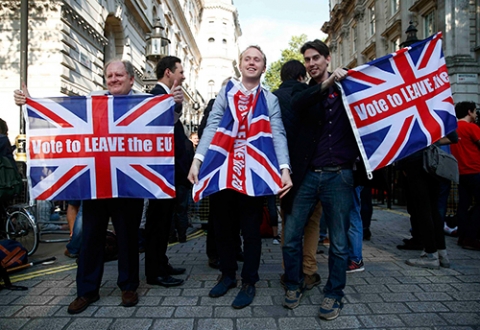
[[103, 58, 135, 78]]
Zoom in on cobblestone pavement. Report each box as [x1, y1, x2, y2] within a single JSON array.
[[1, 206, 480, 329]]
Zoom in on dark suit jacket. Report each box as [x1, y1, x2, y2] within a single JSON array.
[[150, 84, 193, 188]]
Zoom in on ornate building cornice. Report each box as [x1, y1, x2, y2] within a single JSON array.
[[62, 2, 108, 47]]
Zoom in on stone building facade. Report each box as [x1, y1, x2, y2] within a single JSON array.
[[321, 0, 480, 104], [196, 0, 241, 103], [0, 0, 241, 149]]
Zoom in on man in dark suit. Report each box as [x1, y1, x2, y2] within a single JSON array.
[[144, 56, 189, 287]]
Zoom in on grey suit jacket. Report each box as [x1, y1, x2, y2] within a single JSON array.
[[195, 84, 290, 169]]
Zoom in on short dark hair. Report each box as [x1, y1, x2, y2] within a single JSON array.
[[155, 56, 181, 80], [280, 60, 306, 82], [300, 39, 330, 57], [455, 101, 476, 119], [0, 118, 8, 135]]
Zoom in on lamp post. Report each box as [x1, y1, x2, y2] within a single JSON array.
[[144, 18, 171, 91], [400, 21, 419, 48], [15, 0, 28, 162], [145, 18, 170, 62]]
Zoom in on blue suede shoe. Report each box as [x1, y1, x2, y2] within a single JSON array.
[[209, 275, 237, 298], [231, 283, 255, 309]]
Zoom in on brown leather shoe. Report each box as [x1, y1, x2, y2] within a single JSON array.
[[67, 294, 99, 314], [121, 290, 138, 307]]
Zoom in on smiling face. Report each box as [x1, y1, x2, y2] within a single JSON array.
[[239, 47, 266, 83], [303, 48, 331, 84], [105, 61, 134, 95]]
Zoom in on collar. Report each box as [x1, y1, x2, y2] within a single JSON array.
[[157, 82, 171, 94]]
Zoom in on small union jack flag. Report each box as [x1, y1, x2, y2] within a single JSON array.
[[339, 32, 457, 177], [24, 94, 176, 200], [193, 80, 282, 202]]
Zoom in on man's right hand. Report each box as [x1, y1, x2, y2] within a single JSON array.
[[13, 83, 30, 106], [171, 80, 184, 104], [187, 158, 202, 184]]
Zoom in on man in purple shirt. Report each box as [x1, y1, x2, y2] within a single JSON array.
[[281, 39, 359, 320]]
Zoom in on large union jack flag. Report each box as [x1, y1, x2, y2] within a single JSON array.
[[339, 32, 457, 178], [192, 80, 282, 202], [24, 94, 176, 200]]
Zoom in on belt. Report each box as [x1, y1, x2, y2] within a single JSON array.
[[310, 164, 352, 172]]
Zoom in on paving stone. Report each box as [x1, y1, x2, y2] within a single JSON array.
[[94, 306, 136, 317], [14, 305, 62, 317], [414, 292, 453, 301], [197, 318, 234, 330], [109, 318, 153, 330], [278, 317, 320, 329], [354, 284, 391, 293], [0, 305, 23, 317], [346, 293, 384, 303], [161, 296, 198, 306], [358, 314, 405, 327], [214, 306, 253, 318], [442, 301, 480, 312], [367, 302, 410, 314], [20, 318, 71, 330], [438, 313, 480, 325], [174, 306, 213, 317], [134, 306, 175, 318], [0, 318, 28, 330], [406, 301, 450, 312], [315, 316, 363, 329], [151, 318, 194, 330], [10, 295, 54, 305], [398, 312, 448, 326], [237, 317, 277, 330], [380, 292, 418, 302], [65, 318, 113, 329]]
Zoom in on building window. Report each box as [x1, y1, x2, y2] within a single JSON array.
[[222, 39, 227, 44], [369, 5, 376, 36], [390, 0, 399, 17], [208, 37, 215, 43], [424, 11, 436, 37], [391, 37, 400, 52]]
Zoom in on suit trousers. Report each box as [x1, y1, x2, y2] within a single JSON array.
[[210, 189, 263, 284], [76, 198, 144, 298], [145, 198, 175, 278]]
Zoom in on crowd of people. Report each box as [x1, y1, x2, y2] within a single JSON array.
[[10, 39, 479, 321]]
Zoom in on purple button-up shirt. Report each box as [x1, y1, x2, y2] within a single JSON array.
[[310, 83, 359, 168]]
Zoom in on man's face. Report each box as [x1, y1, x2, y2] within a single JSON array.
[[105, 61, 134, 95], [239, 47, 266, 81], [303, 48, 330, 83], [169, 63, 185, 87]]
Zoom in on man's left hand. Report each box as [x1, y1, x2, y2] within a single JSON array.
[[278, 168, 293, 198], [172, 80, 183, 104]]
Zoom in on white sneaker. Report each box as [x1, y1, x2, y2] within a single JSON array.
[[272, 236, 280, 245]]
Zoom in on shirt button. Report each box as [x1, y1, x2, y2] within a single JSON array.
[[329, 121, 332, 124], [329, 134, 331, 137]]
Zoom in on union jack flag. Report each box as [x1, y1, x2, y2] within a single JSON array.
[[24, 94, 176, 200], [193, 80, 282, 202], [339, 32, 457, 178]]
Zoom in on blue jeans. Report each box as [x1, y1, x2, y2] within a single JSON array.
[[66, 204, 82, 255], [348, 186, 363, 263], [283, 169, 354, 300], [319, 212, 327, 239]]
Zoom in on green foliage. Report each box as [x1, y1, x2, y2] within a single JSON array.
[[264, 34, 308, 91]]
